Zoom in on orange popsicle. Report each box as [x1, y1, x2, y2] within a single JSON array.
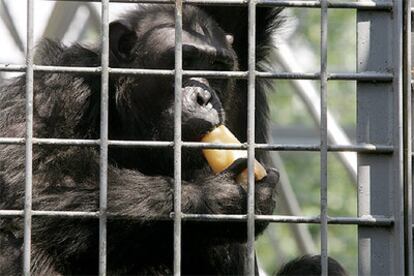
[[201, 125, 267, 186]]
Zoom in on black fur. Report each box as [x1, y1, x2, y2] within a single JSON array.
[[0, 5, 281, 275], [276, 255, 348, 276]]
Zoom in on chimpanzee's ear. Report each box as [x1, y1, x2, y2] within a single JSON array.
[[109, 20, 137, 62]]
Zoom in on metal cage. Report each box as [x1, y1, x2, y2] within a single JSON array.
[[0, 0, 412, 275]]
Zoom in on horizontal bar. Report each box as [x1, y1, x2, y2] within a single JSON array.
[[257, 72, 319, 80], [0, 137, 25, 144], [0, 210, 99, 217], [109, 140, 173, 147], [0, 138, 173, 147], [328, 72, 393, 81], [0, 64, 26, 72], [0, 210, 23, 216], [111, 67, 174, 76], [36, 65, 101, 74], [0, 138, 394, 153], [35, 0, 393, 10], [182, 213, 248, 221], [257, 215, 394, 226], [34, 138, 99, 146], [182, 141, 246, 149], [0, 138, 99, 146], [0, 64, 393, 82], [326, 144, 393, 153], [185, 69, 247, 79], [0, 210, 171, 220], [257, 0, 393, 10], [182, 214, 393, 226], [0, 210, 393, 226], [35, 210, 99, 217], [256, 143, 394, 153], [256, 71, 393, 81], [0, 64, 173, 76], [0, 64, 174, 75], [188, 143, 394, 153]]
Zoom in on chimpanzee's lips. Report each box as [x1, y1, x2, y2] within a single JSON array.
[[181, 117, 219, 142]]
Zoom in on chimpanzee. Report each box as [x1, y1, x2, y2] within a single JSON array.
[[0, 4, 283, 275], [276, 255, 348, 276]]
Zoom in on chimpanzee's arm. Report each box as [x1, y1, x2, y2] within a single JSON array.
[[108, 157, 278, 238], [33, 150, 278, 242]]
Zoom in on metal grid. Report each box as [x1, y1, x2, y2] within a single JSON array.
[[404, 1, 413, 275], [0, 0, 412, 275]]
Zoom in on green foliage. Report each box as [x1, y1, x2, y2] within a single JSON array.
[[257, 8, 358, 275], [268, 80, 317, 126]]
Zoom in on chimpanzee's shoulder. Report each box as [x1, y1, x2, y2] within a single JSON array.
[[35, 38, 99, 67]]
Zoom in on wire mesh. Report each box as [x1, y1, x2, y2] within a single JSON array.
[[0, 0, 411, 275]]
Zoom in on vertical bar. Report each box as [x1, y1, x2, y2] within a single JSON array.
[[357, 0, 405, 274], [99, 0, 109, 274], [320, 0, 328, 275], [392, 1, 406, 274], [174, 1, 183, 275], [403, 1, 413, 275], [246, 0, 256, 274], [392, 0, 406, 273], [23, 0, 34, 274]]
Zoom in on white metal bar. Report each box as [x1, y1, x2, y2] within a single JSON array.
[[320, 0, 329, 275], [403, 0, 413, 274], [23, 0, 34, 274], [99, 0, 110, 274], [246, 0, 257, 274], [173, 1, 183, 275]]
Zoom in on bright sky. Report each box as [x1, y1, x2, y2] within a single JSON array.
[[0, 1, 137, 65], [0, 1, 316, 76]]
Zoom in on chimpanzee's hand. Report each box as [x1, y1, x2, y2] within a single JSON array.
[[201, 158, 279, 216]]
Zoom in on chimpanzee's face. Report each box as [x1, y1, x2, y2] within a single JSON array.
[[109, 9, 237, 142]]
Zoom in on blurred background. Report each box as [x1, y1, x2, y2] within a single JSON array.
[[0, 1, 358, 274], [259, 7, 357, 275]]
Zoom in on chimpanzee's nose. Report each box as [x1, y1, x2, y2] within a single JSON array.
[[183, 77, 213, 108], [196, 89, 211, 106]]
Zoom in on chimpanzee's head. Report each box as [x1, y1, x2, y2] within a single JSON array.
[[108, 5, 238, 143]]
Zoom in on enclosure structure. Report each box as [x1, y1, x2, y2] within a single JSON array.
[[0, 0, 412, 275]]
